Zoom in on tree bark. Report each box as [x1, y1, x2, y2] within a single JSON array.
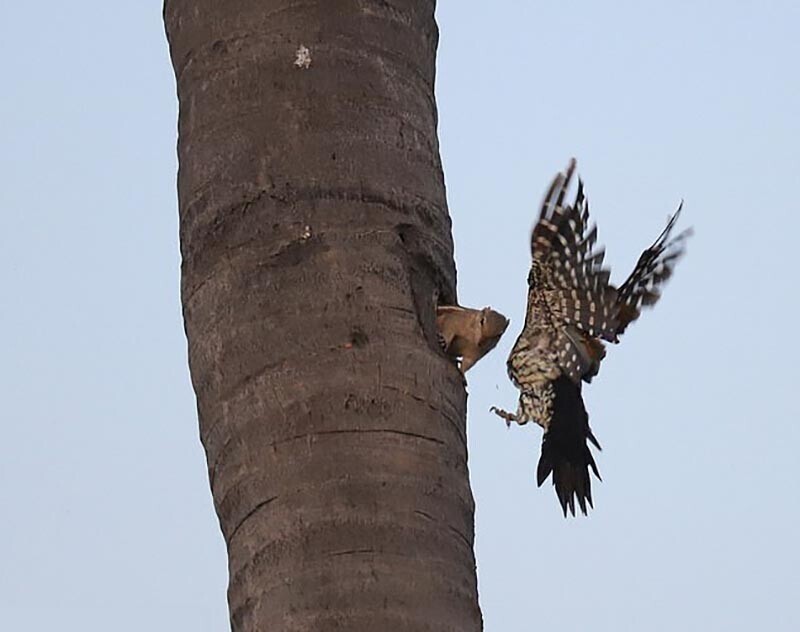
[[164, 1, 481, 630]]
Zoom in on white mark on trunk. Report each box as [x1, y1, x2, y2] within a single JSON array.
[[294, 45, 312, 69]]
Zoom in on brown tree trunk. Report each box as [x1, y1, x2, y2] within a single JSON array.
[[164, 1, 481, 630]]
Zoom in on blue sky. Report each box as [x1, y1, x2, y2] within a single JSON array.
[[2, 1, 798, 630]]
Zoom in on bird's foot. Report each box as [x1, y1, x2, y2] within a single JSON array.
[[490, 406, 519, 428]]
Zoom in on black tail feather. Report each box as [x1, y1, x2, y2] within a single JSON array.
[[536, 375, 602, 517]]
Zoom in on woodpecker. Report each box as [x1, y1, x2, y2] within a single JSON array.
[[491, 159, 691, 516]]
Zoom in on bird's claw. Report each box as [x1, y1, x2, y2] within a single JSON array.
[[490, 405, 516, 428]]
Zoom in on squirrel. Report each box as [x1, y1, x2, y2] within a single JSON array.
[[436, 304, 509, 373]]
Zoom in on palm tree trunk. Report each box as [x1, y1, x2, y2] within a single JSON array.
[[164, 1, 481, 629]]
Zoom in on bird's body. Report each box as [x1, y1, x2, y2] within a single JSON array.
[[492, 159, 690, 516]]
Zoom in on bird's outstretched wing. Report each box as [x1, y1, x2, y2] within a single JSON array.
[[530, 163, 619, 345], [616, 203, 693, 335]]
